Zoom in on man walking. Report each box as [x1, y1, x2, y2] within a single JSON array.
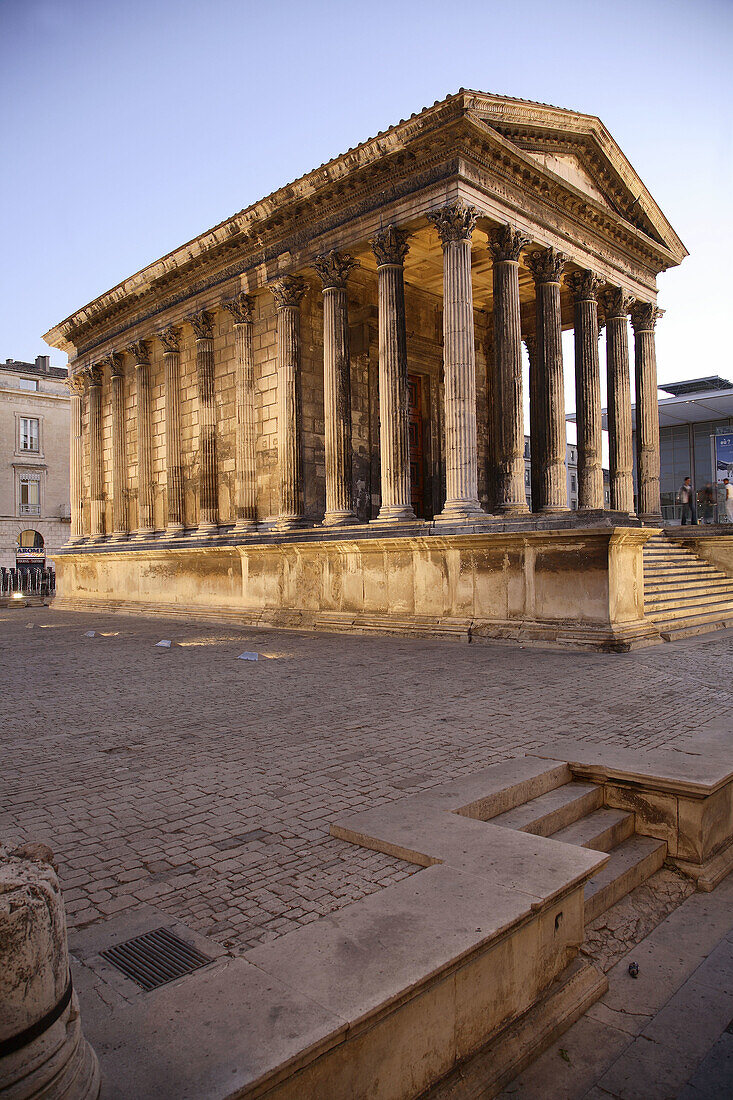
[[678, 477, 694, 525]]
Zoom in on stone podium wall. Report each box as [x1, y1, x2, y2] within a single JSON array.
[[53, 528, 659, 651]]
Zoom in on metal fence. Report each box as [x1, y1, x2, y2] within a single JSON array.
[[0, 566, 56, 597]]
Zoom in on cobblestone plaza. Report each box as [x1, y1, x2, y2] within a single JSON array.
[[2, 608, 730, 957]]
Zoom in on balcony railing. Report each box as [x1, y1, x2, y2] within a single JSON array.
[[19, 503, 41, 515]]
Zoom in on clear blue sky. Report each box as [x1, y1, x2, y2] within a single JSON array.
[[1, 0, 731, 407]]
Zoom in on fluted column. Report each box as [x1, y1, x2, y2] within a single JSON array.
[[489, 224, 531, 514], [127, 340, 154, 537], [187, 310, 219, 533], [106, 353, 128, 537], [67, 374, 85, 542], [313, 252, 357, 526], [485, 327, 499, 513], [631, 302, 664, 523], [370, 226, 415, 522], [86, 365, 104, 539], [157, 326, 185, 533], [524, 335, 542, 512], [601, 287, 636, 514], [427, 201, 483, 520], [527, 247, 569, 512], [221, 296, 258, 532], [270, 277, 307, 528], [567, 269, 604, 511]]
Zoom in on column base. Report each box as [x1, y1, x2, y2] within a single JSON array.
[[497, 502, 530, 517], [232, 518, 258, 533], [639, 513, 663, 526], [110, 530, 130, 542], [372, 505, 417, 524], [163, 523, 186, 539], [132, 528, 155, 541], [195, 522, 220, 536], [275, 515, 308, 531], [88, 533, 106, 543], [322, 511, 358, 528], [538, 506, 570, 515], [434, 504, 486, 524], [66, 536, 86, 547]]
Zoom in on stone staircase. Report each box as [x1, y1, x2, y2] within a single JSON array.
[[486, 777, 666, 921], [643, 533, 733, 641]]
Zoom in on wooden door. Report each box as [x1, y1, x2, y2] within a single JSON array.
[[408, 374, 425, 518]]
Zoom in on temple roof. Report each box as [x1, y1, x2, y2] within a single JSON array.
[[44, 89, 688, 357]]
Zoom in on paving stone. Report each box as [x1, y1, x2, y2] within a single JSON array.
[[1, 608, 732, 956]]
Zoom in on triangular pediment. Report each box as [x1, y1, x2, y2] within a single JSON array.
[[522, 151, 611, 208]]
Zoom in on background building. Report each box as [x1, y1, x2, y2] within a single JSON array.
[[0, 356, 70, 568], [524, 437, 610, 512]]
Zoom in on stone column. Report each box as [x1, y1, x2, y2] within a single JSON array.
[[128, 340, 154, 537], [427, 200, 483, 520], [67, 374, 85, 541], [370, 225, 415, 522], [107, 353, 128, 538], [631, 301, 664, 523], [188, 310, 219, 534], [524, 335, 543, 513], [86, 365, 104, 539], [158, 326, 185, 534], [270, 277, 307, 529], [221, 295, 258, 531], [485, 326, 500, 514], [567, 269, 604, 511], [489, 224, 531, 514], [313, 252, 357, 526], [601, 287, 636, 514], [527, 247, 569, 512], [0, 842, 100, 1099]]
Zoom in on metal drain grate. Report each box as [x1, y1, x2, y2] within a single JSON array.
[[101, 927, 212, 991]]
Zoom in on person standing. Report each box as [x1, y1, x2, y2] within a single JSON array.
[[725, 479, 733, 524], [678, 477, 694, 525]]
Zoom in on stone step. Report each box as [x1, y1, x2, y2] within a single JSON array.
[[654, 611, 733, 641], [645, 590, 733, 613], [550, 807, 634, 853], [646, 598, 733, 623], [584, 835, 667, 922], [644, 577, 733, 594], [489, 782, 602, 837], [644, 567, 729, 583]]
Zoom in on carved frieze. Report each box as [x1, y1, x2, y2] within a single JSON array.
[[488, 224, 531, 263], [221, 292, 255, 325], [370, 225, 410, 267], [269, 276, 307, 310], [427, 200, 478, 244], [312, 251, 357, 290], [526, 247, 567, 284]]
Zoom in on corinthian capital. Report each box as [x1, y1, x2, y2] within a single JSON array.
[[488, 224, 531, 263], [126, 340, 150, 366], [600, 286, 635, 320], [100, 352, 124, 377], [370, 225, 410, 267], [66, 372, 85, 397], [427, 201, 478, 245], [630, 301, 664, 333], [526, 247, 567, 284], [269, 276, 307, 310], [83, 365, 103, 387], [565, 269, 604, 302], [157, 325, 181, 354], [222, 292, 255, 325], [312, 251, 357, 290], [187, 309, 215, 340]]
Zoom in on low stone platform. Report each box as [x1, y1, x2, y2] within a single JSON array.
[[53, 525, 660, 652], [67, 740, 732, 1099]]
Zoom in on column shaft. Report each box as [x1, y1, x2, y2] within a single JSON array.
[[528, 248, 568, 512], [371, 226, 415, 522], [429, 202, 482, 520], [525, 335, 543, 512], [128, 341, 154, 536], [87, 368, 104, 538], [188, 313, 219, 533], [234, 319, 257, 529], [68, 377, 84, 541], [490, 226, 530, 514], [270, 279, 307, 528], [632, 303, 663, 522], [568, 271, 604, 510], [601, 289, 635, 513], [159, 328, 185, 532], [314, 253, 356, 525], [109, 359, 128, 537]]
